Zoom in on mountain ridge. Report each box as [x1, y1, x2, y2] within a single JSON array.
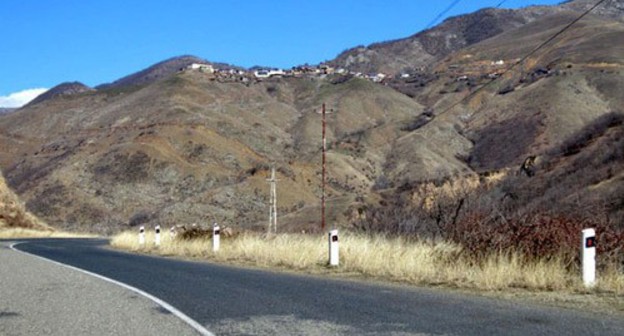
[[28, 81, 94, 106], [1, 0, 623, 233]]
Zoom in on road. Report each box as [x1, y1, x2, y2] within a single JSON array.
[[6, 238, 624, 335]]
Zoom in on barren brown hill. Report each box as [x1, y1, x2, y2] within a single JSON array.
[[328, 4, 563, 75], [96, 55, 241, 90], [28, 81, 94, 106], [1, 0, 623, 235], [365, 8, 624, 231], [0, 71, 422, 234], [329, 0, 624, 76]]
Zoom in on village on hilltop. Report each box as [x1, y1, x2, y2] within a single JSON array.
[[180, 62, 390, 84], [179, 57, 542, 92]]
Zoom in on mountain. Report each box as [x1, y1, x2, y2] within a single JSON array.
[[0, 68, 421, 233], [328, 5, 561, 75], [96, 55, 207, 90], [0, 108, 16, 114], [28, 82, 94, 106], [0, 0, 623, 233], [563, 0, 624, 21], [328, 0, 624, 75], [96, 55, 241, 90], [364, 3, 624, 226]]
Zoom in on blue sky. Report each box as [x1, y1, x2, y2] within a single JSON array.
[[0, 0, 563, 106]]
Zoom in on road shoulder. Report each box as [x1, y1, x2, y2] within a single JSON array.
[[0, 241, 201, 336]]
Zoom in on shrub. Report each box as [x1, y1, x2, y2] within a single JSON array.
[[555, 112, 624, 157], [177, 226, 213, 240], [449, 211, 624, 269], [352, 188, 624, 270]]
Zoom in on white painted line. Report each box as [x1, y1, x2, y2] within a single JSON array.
[[10, 242, 215, 336]]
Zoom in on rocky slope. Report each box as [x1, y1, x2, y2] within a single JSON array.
[[1, 0, 622, 233], [328, 4, 562, 74], [0, 169, 49, 230], [96, 55, 239, 90], [329, 0, 624, 75], [0, 71, 422, 233], [28, 82, 94, 106]]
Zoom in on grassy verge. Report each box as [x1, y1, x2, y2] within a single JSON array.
[[0, 227, 96, 239], [111, 231, 624, 296]]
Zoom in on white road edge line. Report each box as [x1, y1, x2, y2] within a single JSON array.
[[9, 241, 215, 336]]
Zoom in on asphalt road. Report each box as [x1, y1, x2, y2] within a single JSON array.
[[8, 238, 624, 335]]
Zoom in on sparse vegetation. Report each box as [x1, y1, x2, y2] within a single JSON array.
[[354, 182, 624, 267], [2, 2, 624, 313], [0, 169, 93, 238], [0, 172, 50, 232], [553, 112, 623, 157], [111, 230, 624, 295], [0, 228, 94, 239]]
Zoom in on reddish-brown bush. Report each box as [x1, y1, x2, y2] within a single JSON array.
[[353, 192, 624, 270], [449, 211, 624, 269]]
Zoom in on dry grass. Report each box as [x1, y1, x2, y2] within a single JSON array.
[[1, 170, 50, 230], [0, 227, 96, 239], [111, 231, 624, 295], [0, 170, 96, 239]]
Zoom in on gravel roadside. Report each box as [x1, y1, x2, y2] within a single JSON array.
[[0, 241, 202, 336]]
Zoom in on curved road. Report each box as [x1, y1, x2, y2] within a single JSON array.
[[7, 238, 624, 335]]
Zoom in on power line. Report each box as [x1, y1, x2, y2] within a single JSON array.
[[432, 0, 609, 119], [495, 0, 510, 7], [425, 0, 463, 30], [425, 0, 511, 32]]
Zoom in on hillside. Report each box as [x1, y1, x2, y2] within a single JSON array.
[[96, 55, 241, 90], [0, 169, 49, 231], [388, 10, 624, 175], [328, 0, 624, 76], [328, 4, 561, 75], [360, 8, 624, 232], [0, 71, 422, 233], [28, 82, 94, 106], [1, 0, 623, 234]]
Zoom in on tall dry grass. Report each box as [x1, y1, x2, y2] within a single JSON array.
[[111, 231, 624, 294], [0, 169, 59, 238], [0, 227, 95, 239]]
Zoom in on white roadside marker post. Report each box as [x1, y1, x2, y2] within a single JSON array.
[[582, 228, 596, 288], [213, 223, 220, 252], [139, 226, 145, 246], [155, 225, 161, 246], [328, 229, 339, 266]]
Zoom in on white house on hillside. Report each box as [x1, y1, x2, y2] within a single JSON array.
[[254, 69, 285, 78], [188, 63, 215, 73]]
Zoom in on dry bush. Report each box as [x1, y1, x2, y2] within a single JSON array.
[[177, 226, 213, 240], [171, 225, 238, 240], [0, 188, 50, 231], [353, 184, 624, 273], [467, 115, 544, 172], [552, 112, 623, 157], [450, 210, 624, 269], [0, 168, 51, 233]]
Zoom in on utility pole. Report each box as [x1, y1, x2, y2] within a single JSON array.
[[319, 103, 339, 266], [267, 166, 278, 234], [321, 103, 326, 231]]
